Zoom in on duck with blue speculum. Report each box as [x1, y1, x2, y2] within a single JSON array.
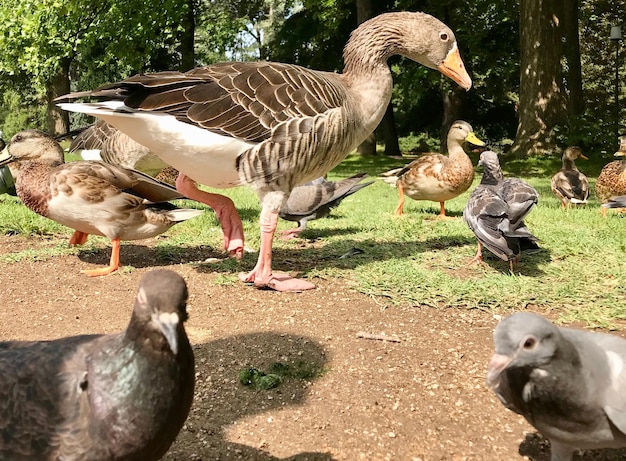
[[0, 129, 203, 277], [56, 11, 472, 292]]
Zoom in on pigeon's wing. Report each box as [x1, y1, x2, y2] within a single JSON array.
[[0, 336, 98, 459], [464, 185, 512, 261], [604, 195, 626, 209], [499, 178, 538, 227], [582, 331, 626, 434]]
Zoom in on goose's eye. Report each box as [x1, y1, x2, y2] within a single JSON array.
[[522, 336, 537, 350], [440, 32, 448, 41]]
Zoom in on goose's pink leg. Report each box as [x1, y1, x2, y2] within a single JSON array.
[[239, 208, 315, 292], [176, 174, 244, 260]]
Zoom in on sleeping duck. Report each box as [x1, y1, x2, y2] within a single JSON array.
[[381, 120, 484, 218], [550, 146, 589, 209], [56, 12, 472, 292], [463, 150, 539, 271], [0, 129, 203, 276], [596, 135, 626, 216]]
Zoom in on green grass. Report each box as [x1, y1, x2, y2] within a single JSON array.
[[2, 150, 625, 328]]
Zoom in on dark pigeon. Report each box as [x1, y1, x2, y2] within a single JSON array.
[[463, 150, 539, 270], [487, 312, 626, 461], [0, 269, 195, 460], [602, 195, 626, 210], [279, 173, 374, 238]]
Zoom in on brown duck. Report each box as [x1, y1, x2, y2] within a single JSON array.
[[381, 120, 484, 218]]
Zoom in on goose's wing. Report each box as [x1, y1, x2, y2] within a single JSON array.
[[67, 63, 348, 145]]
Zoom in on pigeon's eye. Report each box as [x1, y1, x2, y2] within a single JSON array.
[[439, 32, 448, 41], [522, 336, 537, 350]]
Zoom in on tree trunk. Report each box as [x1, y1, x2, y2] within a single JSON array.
[[355, 0, 376, 156], [563, 0, 583, 116], [46, 60, 70, 136], [510, 0, 567, 157], [382, 103, 400, 156], [440, 85, 466, 152], [178, 0, 196, 72]]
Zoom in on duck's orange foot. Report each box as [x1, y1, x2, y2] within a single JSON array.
[[239, 271, 315, 292], [80, 265, 120, 277]]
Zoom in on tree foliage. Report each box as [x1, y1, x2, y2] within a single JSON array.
[[0, 0, 624, 156]]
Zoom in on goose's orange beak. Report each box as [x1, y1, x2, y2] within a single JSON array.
[[438, 44, 472, 91]]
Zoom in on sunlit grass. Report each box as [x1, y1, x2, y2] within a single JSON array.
[[1, 150, 625, 328]]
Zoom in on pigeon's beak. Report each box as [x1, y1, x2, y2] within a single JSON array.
[[486, 353, 512, 388], [154, 312, 180, 355], [438, 43, 472, 91]]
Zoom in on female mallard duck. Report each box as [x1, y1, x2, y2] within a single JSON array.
[[381, 120, 484, 218], [57, 12, 472, 292], [596, 136, 626, 216], [550, 146, 589, 209], [0, 129, 203, 276], [463, 150, 539, 271]]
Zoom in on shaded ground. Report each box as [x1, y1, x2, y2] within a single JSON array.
[[1, 233, 625, 461]]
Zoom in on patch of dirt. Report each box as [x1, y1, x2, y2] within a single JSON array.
[[1, 233, 625, 461]]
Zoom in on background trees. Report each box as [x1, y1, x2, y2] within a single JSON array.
[[0, 0, 624, 157]]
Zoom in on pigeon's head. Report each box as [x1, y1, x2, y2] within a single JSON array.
[[477, 150, 500, 170], [131, 269, 189, 355], [486, 312, 561, 389]]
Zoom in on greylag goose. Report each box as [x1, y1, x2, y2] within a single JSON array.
[[550, 146, 589, 209], [488, 312, 626, 461], [0, 269, 195, 460], [380, 120, 484, 218], [596, 136, 626, 216], [279, 173, 374, 238], [463, 150, 539, 271], [0, 130, 203, 276], [57, 11, 472, 291]]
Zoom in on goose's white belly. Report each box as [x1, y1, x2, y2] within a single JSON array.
[[61, 103, 254, 188]]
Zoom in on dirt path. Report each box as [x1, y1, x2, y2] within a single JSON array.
[[1, 234, 625, 460]]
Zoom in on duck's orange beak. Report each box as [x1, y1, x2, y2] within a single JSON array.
[[438, 44, 472, 91]]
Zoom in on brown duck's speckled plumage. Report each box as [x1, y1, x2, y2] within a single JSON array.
[[595, 155, 626, 204], [0, 270, 195, 461], [550, 146, 589, 208], [1, 129, 200, 242]]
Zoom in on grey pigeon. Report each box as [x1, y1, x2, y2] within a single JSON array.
[[463, 150, 539, 270], [602, 195, 626, 211], [0, 269, 195, 460], [279, 173, 374, 238], [487, 312, 626, 461]]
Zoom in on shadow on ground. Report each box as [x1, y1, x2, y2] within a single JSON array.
[[519, 432, 626, 461], [164, 332, 335, 460]]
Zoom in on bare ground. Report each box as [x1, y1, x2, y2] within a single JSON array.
[[1, 234, 625, 461]]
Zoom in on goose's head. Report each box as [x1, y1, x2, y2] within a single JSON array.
[[344, 12, 472, 90]]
